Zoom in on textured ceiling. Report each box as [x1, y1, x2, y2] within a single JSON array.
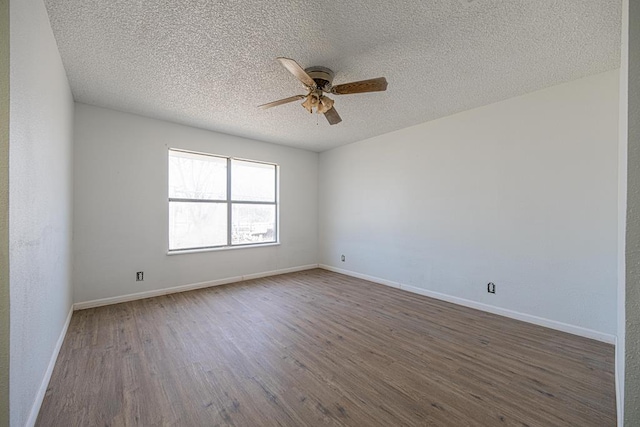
[[44, 0, 621, 152]]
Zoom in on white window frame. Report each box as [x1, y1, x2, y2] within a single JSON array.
[[168, 148, 279, 253]]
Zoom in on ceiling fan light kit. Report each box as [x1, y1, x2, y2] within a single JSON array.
[[258, 57, 388, 125]]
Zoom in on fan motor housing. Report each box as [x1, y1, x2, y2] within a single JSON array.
[[305, 66, 334, 90]]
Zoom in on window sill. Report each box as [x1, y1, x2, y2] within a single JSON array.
[[167, 242, 280, 256]]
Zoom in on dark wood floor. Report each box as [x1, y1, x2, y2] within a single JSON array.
[[37, 269, 616, 426]]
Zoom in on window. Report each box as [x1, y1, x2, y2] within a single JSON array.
[[168, 149, 278, 251]]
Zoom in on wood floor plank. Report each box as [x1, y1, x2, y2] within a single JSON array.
[[36, 269, 616, 426]]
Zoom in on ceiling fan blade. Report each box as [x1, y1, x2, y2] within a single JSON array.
[[324, 107, 342, 125], [277, 57, 316, 88], [258, 95, 305, 110], [332, 77, 388, 95]]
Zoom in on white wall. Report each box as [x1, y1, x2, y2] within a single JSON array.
[[9, 0, 74, 425], [617, 0, 629, 422], [624, 0, 640, 422], [0, 0, 9, 424], [319, 70, 619, 336], [73, 104, 318, 304]]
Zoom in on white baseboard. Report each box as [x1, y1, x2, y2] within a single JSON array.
[[321, 264, 403, 289], [615, 336, 624, 426], [73, 264, 319, 310], [25, 306, 73, 427], [319, 264, 616, 344]]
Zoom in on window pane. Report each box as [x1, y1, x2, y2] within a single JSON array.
[[231, 159, 275, 202], [169, 202, 227, 250], [231, 204, 276, 244], [169, 150, 226, 200]]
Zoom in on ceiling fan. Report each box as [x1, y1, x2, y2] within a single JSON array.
[[259, 57, 388, 125]]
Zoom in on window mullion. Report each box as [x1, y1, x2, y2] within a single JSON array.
[[274, 166, 278, 244], [228, 200, 276, 205], [227, 157, 232, 246], [169, 198, 227, 203]]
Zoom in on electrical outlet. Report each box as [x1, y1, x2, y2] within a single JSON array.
[[487, 282, 495, 294], [136, 272, 144, 281], [341, 255, 345, 262]]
